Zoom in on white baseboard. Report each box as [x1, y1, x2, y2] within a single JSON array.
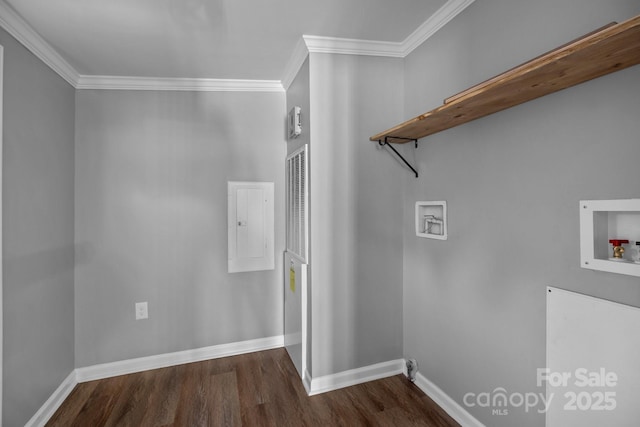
[[25, 371, 77, 427], [29, 335, 284, 426], [304, 360, 484, 426], [307, 359, 405, 396], [28, 345, 482, 427], [413, 372, 485, 427], [302, 368, 313, 394], [76, 335, 284, 383]]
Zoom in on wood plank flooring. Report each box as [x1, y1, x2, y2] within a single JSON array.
[[46, 348, 461, 426]]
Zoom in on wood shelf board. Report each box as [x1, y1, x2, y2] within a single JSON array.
[[370, 15, 640, 143]]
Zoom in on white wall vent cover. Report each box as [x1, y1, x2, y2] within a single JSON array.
[[286, 145, 308, 261]]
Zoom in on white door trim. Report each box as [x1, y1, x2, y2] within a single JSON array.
[[1, 43, 5, 424]]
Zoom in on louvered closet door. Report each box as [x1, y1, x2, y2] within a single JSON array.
[[287, 146, 307, 261], [284, 145, 308, 380]]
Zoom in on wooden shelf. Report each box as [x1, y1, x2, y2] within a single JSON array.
[[370, 15, 640, 144]]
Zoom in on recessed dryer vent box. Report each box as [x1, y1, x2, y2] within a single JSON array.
[[580, 199, 640, 277], [416, 201, 447, 240]]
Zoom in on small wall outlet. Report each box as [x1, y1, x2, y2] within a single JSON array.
[[135, 302, 148, 320]]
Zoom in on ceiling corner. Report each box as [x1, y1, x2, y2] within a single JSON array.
[[280, 0, 476, 89], [0, 1, 79, 87], [281, 37, 310, 91]]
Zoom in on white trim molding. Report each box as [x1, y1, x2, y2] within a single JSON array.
[[27, 349, 484, 427], [413, 371, 485, 427], [303, 35, 403, 57], [281, 0, 475, 87], [306, 359, 405, 396], [0, 1, 78, 86], [401, 0, 476, 56], [24, 371, 77, 427], [281, 37, 310, 91], [75, 335, 284, 383], [27, 335, 284, 426], [76, 75, 284, 92], [0, 0, 474, 92], [302, 368, 313, 395], [297, 0, 475, 59], [0, 43, 4, 426]]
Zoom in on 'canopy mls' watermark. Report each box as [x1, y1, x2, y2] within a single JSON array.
[[463, 368, 618, 416]]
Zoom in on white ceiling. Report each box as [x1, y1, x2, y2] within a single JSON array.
[[3, 0, 448, 82]]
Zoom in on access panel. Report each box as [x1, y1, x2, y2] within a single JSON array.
[[228, 181, 274, 273]]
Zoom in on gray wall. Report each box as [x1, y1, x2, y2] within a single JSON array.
[[401, 1, 640, 426], [1, 30, 76, 426], [74, 89, 286, 367], [308, 53, 405, 377], [4, 1, 639, 424], [286, 59, 311, 157]]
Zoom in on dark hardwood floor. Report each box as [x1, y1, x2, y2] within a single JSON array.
[[46, 348, 461, 426]]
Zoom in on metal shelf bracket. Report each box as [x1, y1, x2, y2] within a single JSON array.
[[378, 137, 419, 178]]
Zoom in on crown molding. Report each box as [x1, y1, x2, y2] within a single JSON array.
[[300, 0, 475, 59], [401, 0, 476, 56], [76, 75, 284, 92], [280, 0, 475, 84], [281, 37, 310, 91], [0, 1, 79, 86], [303, 35, 404, 57], [0, 0, 474, 92], [0, 1, 283, 92]]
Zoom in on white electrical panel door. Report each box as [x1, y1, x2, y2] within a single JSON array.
[[228, 182, 274, 273]]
